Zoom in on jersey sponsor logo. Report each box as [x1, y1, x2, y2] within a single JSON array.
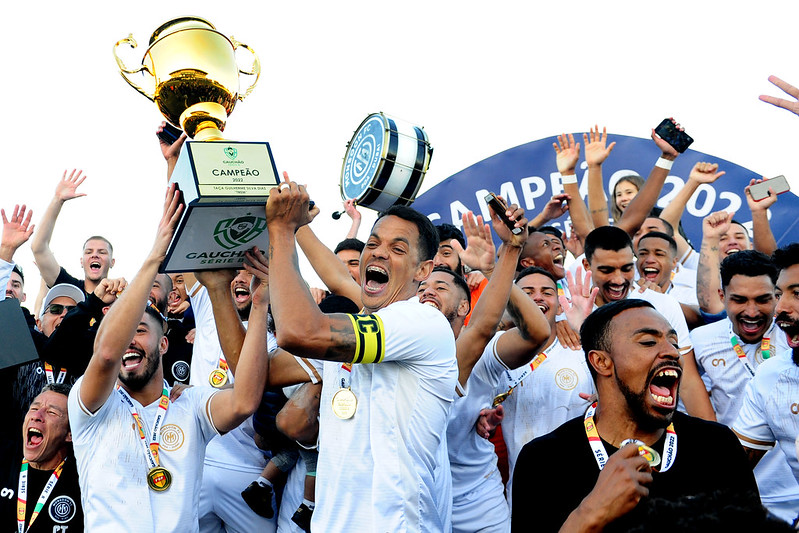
[[791, 403, 799, 415], [160, 424, 185, 452], [171, 360, 190, 382], [48, 495, 76, 523], [711, 358, 726, 367], [555, 368, 578, 390]]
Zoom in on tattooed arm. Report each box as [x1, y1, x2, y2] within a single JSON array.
[[696, 211, 732, 315]]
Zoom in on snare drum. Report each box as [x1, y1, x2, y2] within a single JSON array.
[[340, 113, 433, 212]]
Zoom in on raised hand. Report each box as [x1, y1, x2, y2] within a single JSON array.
[[266, 171, 314, 231], [540, 194, 570, 222], [94, 277, 128, 304], [150, 183, 184, 261], [343, 199, 361, 222], [745, 178, 778, 212], [487, 199, 527, 248], [559, 267, 598, 332], [760, 75, 799, 117], [651, 124, 680, 160], [702, 210, 734, 241], [688, 162, 725, 184], [475, 405, 504, 440], [451, 212, 496, 274], [583, 125, 616, 167], [157, 121, 188, 167], [1, 205, 34, 259], [54, 169, 87, 203], [553, 133, 581, 175], [244, 246, 270, 307]]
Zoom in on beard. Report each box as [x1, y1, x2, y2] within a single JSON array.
[[119, 348, 161, 390], [615, 372, 673, 433], [237, 302, 252, 321]]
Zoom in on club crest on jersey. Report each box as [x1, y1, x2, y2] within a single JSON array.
[[49, 495, 76, 523]]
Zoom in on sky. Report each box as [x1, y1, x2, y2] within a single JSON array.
[[3, 1, 799, 311]]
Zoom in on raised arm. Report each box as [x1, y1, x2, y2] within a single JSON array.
[[194, 269, 247, 373], [616, 128, 680, 237], [295, 221, 362, 306], [583, 125, 616, 230], [554, 133, 594, 240], [0, 205, 34, 264], [696, 210, 733, 315], [343, 199, 362, 239], [209, 248, 272, 432], [30, 170, 86, 286], [157, 121, 188, 181], [81, 185, 183, 413], [267, 180, 361, 362], [660, 161, 725, 258], [745, 178, 778, 255]]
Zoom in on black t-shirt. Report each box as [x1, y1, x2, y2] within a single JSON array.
[[164, 318, 193, 385], [511, 411, 760, 532], [0, 452, 83, 532]]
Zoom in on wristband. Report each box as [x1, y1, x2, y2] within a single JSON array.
[[561, 174, 578, 185], [655, 157, 674, 170]]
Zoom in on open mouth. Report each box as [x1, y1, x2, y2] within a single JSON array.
[[553, 254, 564, 267], [233, 286, 250, 304], [364, 265, 389, 295], [89, 260, 102, 273], [26, 427, 43, 447], [738, 316, 766, 336], [642, 267, 660, 283], [724, 247, 740, 256], [604, 283, 628, 301], [122, 349, 144, 370], [420, 297, 440, 310], [648, 367, 681, 408]]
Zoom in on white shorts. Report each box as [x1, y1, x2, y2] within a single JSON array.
[[452, 469, 510, 533], [199, 463, 277, 533]]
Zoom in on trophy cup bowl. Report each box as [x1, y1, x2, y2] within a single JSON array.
[[113, 16, 260, 141]]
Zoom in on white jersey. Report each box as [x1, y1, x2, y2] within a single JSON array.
[[312, 299, 458, 532], [447, 332, 510, 532], [692, 319, 799, 521], [68, 376, 219, 532], [668, 264, 698, 307], [499, 338, 593, 504], [734, 354, 799, 482]]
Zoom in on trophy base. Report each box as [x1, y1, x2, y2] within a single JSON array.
[[181, 102, 228, 140], [164, 140, 279, 273], [162, 201, 268, 273]]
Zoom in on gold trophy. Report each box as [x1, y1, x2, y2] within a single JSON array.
[[114, 17, 279, 272]]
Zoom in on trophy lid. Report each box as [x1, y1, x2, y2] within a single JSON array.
[[149, 17, 216, 45]]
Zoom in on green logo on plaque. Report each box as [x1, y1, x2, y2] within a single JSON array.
[[224, 146, 238, 160], [213, 215, 266, 250]]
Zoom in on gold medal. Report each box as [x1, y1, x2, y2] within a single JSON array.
[[492, 389, 513, 406], [208, 369, 228, 388], [332, 388, 357, 419], [147, 466, 173, 491], [621, 439, 661, 468]]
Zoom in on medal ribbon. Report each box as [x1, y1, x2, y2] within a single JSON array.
[[584, 402, 677, 472], [339, 362, 353, 389], [729, 322, 773, 378], [496, 340, 560, 401], [116, 382, 169, 468], [43, 362, 66, 385], [17, 458, 66, 533]]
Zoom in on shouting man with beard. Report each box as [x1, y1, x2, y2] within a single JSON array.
[[67, 186, 272, 532], [512, 299, 760, 532], [735, 243, 799, 506]]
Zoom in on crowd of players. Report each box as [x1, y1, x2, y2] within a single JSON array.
[[3, 75, 799, 532]]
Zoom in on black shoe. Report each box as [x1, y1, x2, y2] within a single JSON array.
[[291, 503, 313, 532], [241, 481, 274, 519]]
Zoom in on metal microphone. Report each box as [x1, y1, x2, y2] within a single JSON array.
[[331, 211, 344, 220]]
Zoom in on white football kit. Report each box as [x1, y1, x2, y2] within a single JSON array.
[[691, 319, 799, 522], [69, 377, 219, 532]]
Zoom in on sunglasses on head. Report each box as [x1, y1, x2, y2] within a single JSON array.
[[46, 304, 76, 315]]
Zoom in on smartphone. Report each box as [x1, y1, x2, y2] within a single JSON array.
[[157, 123, 184, 145], [484, 192, 524, 235], [749, 175, 790, 201], [654, 118, 694, 153]]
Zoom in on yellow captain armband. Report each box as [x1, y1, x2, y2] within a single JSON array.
[[348, 314, 386, 364]]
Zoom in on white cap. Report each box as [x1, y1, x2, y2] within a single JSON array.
[[40, 284, 85, 318]]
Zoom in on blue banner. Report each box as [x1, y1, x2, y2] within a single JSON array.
[[412, 134, 799, 248]]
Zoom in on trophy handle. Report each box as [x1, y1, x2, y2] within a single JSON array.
[[230, 37, 261, 101], [113, 34, 155, 101]]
